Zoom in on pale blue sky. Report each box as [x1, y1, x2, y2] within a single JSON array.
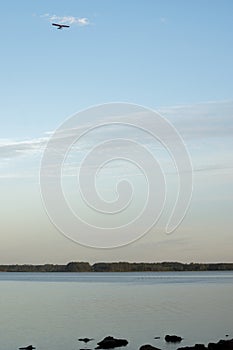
[[1, 0, 233, 136], [0, 1, 233, 263]]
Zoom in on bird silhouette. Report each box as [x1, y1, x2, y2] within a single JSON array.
[[52, 23, 70, 30]]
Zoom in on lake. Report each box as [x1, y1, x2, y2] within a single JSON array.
[[0, 271, 232, 350]]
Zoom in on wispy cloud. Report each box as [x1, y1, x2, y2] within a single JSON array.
[[41, 13, 90, 26], [0, 137, 46, 159], [0, 100, 233, 179], [158, 100, 233, 139]]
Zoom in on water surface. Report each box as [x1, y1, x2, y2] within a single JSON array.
[[0, 271, 232, 350]]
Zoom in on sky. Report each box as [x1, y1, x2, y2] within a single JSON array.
[[0, 0, 233, 264]]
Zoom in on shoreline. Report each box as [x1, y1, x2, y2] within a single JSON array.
[[1, 270, 233, 273], [1, 261, 233, 273]]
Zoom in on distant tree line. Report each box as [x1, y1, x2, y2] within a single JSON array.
[[0, 261, 233, 272]]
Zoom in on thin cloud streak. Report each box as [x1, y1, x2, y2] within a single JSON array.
[[41, 13, 90, 26], [0, 100, 232, 178], [0, 138, 46, 159]]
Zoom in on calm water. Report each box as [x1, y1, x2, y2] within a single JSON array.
[[0, 272, 233, 350]]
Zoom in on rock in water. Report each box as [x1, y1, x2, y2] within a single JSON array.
[[177, 338, 233, 350], [95, 336, 128, 349], [79, 338, 94, 343], [208, 338, 233, 349], [177, 345, 206, 350], [19, 346, 36, 350], [165, 335, 183, 343], [139, 344, 161, 350]]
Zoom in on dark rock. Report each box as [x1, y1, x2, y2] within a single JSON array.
[[208, 338, 233, 350], [79, 338, 94, 343], [95, 336, 128, 349], [19, 346, 36, 350], [177, 338, 233, 350], [154, 337, 160, 339], [165, 335, 183, 343], [177, 345, 206, 350], [139, 345, 161, 350]]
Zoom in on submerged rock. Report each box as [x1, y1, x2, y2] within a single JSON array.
[[19, 346, 36, 350], [139, 344, 161, 350], [208, 338, 233, 349], [177, 338, 233, 350], [177, 345, 206, 350], [165, 335, 183, 343], [95, 336, 128, 349], [79, 338, 94, 343]]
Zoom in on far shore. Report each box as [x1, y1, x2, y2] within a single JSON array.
[[1, 261, 233, 273]]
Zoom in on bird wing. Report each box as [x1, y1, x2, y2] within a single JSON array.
[[52, 23, 70, 28]]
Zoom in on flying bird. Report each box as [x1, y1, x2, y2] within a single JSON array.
[[52, 23, 70, 30]]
